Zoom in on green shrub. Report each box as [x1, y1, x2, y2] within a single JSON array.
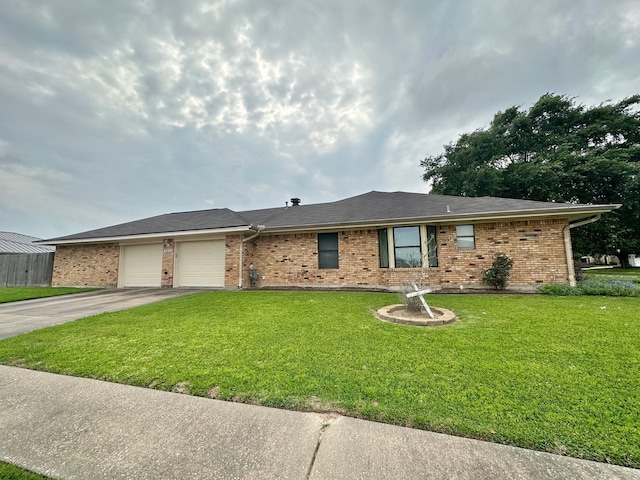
[[483, 253, 514, 290], [537, 284, 583, 296], [579, 279, 640, 297], [539, 279, 640, 297]]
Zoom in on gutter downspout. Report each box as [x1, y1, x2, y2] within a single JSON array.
[[238, 225, 264, 288], [563, 214, 601, 286]]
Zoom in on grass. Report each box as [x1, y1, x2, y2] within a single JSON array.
[[584, 267, 640, 276], [540, 267, 640, 297], [584, 268, 640, 284], [0, 287, 99, 304], [0, 291, 638, 467], [0, 461, 52, 480]]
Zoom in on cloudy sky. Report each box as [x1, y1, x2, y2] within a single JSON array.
[[1, 0, 639, 239]]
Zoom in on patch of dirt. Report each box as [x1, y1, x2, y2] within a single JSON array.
[[207, 386, 220, 399], [7, 358, 28, 368], [307, 396, 348, 415], [172, 382, 190, 394]]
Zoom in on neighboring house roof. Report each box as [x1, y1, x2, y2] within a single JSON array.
[[40, 191, 621, 245], [0, 231, 55, 253]]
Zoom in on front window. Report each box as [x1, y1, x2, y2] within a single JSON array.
[[318, 232, 339, 269], [456, 225, 475, 249], [378, 229, 389, 268], [426, 226, 438, 267], [394, 226, 422, 268]]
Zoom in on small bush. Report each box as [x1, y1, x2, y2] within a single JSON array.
[[483, 253, 514, 290]]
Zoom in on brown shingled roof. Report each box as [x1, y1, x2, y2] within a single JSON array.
[[40, 191, 620, 244]]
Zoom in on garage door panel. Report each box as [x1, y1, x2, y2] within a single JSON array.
[[176, 240, 225, 287], [120, 244, 162, 287]]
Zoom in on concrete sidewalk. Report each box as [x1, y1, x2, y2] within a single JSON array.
[[1, 366, 638, 479]]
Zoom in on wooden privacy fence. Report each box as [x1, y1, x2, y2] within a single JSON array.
[[0, 253, 54, 287]]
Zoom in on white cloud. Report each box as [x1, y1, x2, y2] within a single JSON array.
[[0, 0, 638, 237]]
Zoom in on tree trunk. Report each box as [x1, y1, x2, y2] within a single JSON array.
[[618, 252, 631, 269]]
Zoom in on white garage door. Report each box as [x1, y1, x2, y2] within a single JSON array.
[[120, 244, 163, 287], [175, 240, 225, 287]]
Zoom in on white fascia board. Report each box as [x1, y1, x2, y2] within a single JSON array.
[[261, 204, 621, 234], [39, 225, 254, 245]]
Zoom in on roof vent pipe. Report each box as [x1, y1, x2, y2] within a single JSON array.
[[291, 198, 301, 206], [446, 205, 451, 213]]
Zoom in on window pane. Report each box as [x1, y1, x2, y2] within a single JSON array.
[[318, 232, 339, 269], [395, 247, 422, 268], [456, 225, 474, 237], [456, 224, 475, 249], [378, 229, 389, 268], [457, 237, 475, 249], [426, 225, 438, 267], [318, 233, 338, 250], [319, 251, 339, 269], [393, 226, 420, 247]]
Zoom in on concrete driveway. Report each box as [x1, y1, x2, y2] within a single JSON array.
[[0, 288, 203, 340]]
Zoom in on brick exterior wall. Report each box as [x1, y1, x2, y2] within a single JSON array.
[[225, 235, 243, 288], [422, 219, 569, 288], [241, 229, 381, 288], [51, 218, 571, 290], [52, 243, 119, 287], [161, 239, 174, 287], [240, 218, 571, 290]]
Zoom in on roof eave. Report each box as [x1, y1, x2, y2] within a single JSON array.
[[260, 204, 621, 234], [37, 225, 254, 246]]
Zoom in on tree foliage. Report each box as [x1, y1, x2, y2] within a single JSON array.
[[422, 94, 640, 266]]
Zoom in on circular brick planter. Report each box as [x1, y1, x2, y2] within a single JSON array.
[[375, 304, 457, 327]]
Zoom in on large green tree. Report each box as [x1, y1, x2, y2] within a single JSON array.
[[422, 93, 640, 267]]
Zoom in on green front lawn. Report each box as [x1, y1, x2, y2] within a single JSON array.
[[0, 291, 638, 467], [0, 287, 99, 304], [584, 267, 639, 276], [584, 268, 640, 284], [0, 461, 52, 480]]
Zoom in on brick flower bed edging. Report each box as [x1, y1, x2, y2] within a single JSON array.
[[375, 304, 457, 327]]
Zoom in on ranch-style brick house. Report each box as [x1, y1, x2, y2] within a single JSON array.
[[39, 191, 620, 291]]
